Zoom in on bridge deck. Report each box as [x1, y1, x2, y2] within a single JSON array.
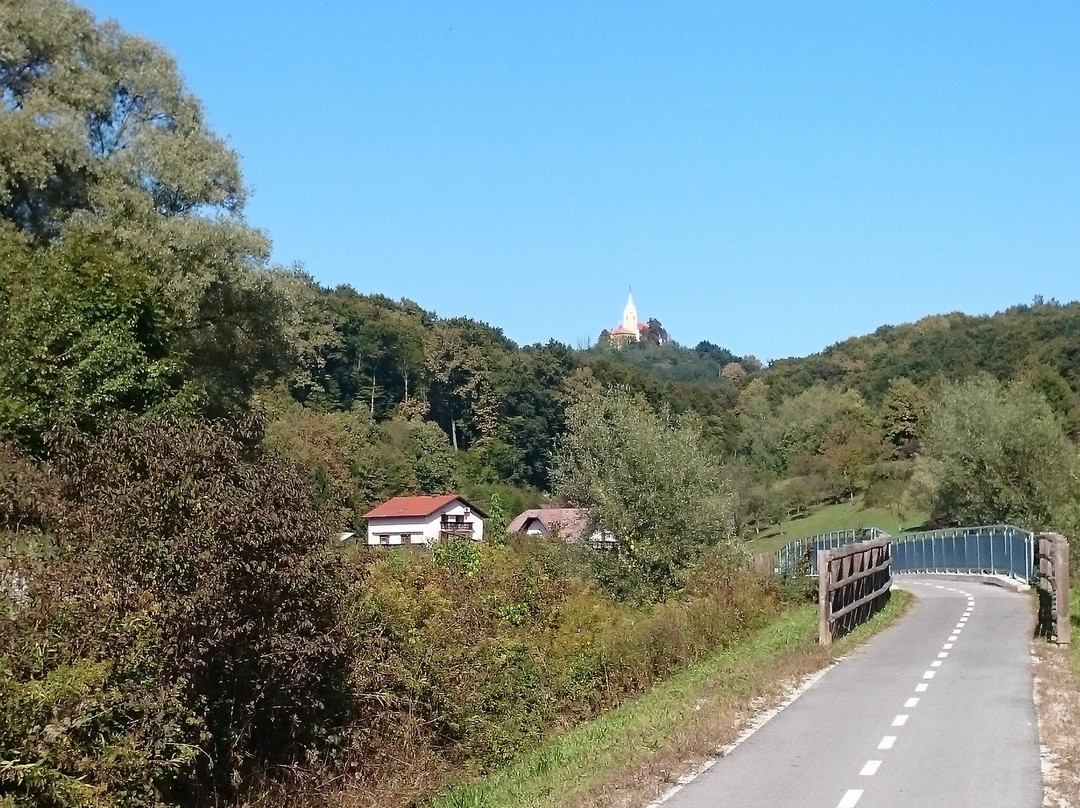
[[660, 578, 1041, 808]]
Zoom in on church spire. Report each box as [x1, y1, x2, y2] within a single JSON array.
[[621, 290, 639, 337]]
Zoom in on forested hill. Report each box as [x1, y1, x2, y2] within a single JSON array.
[[576, 299, 1080, 401], [582, 339, 758, 383], [760, 300, 1080, 401]]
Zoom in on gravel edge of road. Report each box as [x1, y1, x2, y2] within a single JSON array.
[[1032, 637, 1080, 807]]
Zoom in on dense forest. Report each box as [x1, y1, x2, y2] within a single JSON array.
[[2, 2, 1080, 808]]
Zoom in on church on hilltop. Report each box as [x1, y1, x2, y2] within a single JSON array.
[[600, 292, 667, 347]]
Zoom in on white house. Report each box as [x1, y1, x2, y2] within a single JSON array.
[[363, 494, 487, 547]]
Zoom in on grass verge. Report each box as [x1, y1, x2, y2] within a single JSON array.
[[428, 591, 911, 808]]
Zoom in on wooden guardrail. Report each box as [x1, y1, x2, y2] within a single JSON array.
[[1036, 532, 1071, 646], [818, 537, 892, 646]]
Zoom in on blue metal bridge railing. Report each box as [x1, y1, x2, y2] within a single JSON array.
[[772, 524, 1036, 582], [773, 528, 887, 576]]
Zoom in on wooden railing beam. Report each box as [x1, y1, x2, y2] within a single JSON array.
[[818, 539, 892, 645]]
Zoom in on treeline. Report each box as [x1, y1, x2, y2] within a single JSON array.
[[3, 0, 1080, 537], [762, 299, 1080, 403]]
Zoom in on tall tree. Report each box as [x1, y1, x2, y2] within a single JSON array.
[[923, 375, 1080, 533], [555, 387, 737, 602], [0, 226, 185, 449], [425, 322, 501, 450], [0, 0, 243, 236], [0, 0, 295, 422], [880, 377, 929, 457]]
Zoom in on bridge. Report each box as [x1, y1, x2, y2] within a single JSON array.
[[652, 527, 1070, 808]]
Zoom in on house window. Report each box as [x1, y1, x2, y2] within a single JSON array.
[[378, 534, 390, 545], [401, 534, 412, 545]]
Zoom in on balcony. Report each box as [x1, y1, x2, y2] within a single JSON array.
[[439, 518, 475, 540]]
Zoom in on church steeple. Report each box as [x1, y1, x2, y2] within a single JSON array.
[[621, 291, 639, 336]]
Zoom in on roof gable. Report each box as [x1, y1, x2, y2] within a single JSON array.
[[364, 494, 487, 520], [507, 507, 591, 541]]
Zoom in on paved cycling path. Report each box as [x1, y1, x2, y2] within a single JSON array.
[[659, 577, 1041, 808]]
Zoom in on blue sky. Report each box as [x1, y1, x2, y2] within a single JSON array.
[[83, 1, 1080, 360]]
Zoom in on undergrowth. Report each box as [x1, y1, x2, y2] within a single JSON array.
[[427, 591, 910, 808]]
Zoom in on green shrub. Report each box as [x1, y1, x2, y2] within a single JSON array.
[[432, 537, 483, 577], [342, 542, 780, 774], [2, 422, 784, 806], [0, 418, 353, 805]]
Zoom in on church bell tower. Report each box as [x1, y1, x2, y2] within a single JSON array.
[[621, 292, 639, 338]]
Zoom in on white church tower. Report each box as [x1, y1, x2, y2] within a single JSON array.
[[621, 292, 639, 338]]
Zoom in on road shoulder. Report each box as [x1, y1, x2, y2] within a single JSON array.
[[1033, 589, 1080, 808]]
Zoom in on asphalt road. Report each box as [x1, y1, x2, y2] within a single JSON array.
[[659, 577, 1042, 808]]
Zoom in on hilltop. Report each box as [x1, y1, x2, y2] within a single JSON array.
[[760, 299, 1080, 400]]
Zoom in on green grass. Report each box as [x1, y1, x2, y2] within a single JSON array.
[[749, 498, 932, 556], [426, 591, 910, 808]]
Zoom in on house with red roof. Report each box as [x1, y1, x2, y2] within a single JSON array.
[[363, 494, 487, 547]]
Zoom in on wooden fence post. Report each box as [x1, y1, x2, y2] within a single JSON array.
[[818, 549, 832, 646], [1056, 538, 1070, 647]]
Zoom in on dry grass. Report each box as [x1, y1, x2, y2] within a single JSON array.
[[554, 647, 830, 808], [1032, 641, 1080, 808], [552, 596, 910, 808], [1032, 587, 1080, 808]]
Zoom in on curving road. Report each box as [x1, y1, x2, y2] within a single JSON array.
[[658, 577, 1042, 808]]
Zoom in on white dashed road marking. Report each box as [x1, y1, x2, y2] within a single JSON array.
[[831, 583, 977, 808], [838, 789, 863, 808]]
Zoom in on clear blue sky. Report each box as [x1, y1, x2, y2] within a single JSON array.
[[83, 0, 1080, 361]]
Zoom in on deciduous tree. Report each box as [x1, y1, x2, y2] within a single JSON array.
[[554, 388, 737, 601], [923, 375, 1080, 532]]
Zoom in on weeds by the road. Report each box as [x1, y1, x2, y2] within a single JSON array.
[[428, 591, 910, 808], [1073, 586, 1080, 678], [1032, 587, 1080, 808]]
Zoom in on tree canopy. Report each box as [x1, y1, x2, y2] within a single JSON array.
[[922, 376, 1080, 534], [554, 388, 738, 601], [0, 0, 244, 236]]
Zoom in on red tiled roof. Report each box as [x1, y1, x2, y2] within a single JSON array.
[[364, 494, 485, 520], [609, 326, 638, 335]]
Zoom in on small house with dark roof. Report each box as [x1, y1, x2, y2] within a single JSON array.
[[508, 507, 591, 541], [508, 507, 617, 549], [363, 494, 487, 547]]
